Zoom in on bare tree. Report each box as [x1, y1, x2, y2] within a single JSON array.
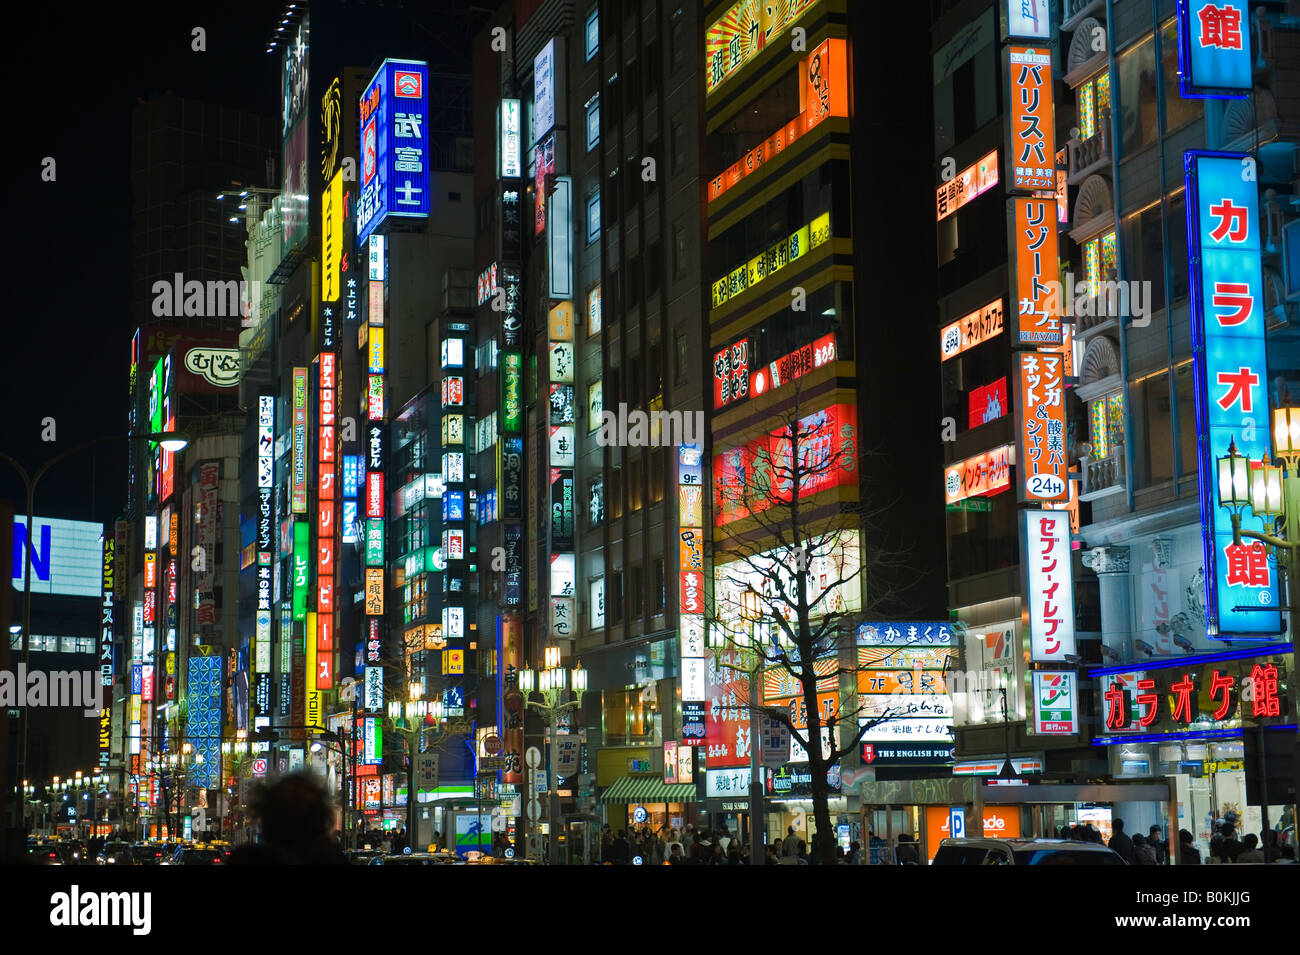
[[709, 384, 921, 864]]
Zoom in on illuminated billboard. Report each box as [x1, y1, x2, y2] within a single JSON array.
[[356, 59, 431, 244], [11, 516, 104, 597]]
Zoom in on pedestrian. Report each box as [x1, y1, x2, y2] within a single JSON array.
[[783, 826, 799, 858], [726, 846, 743, 865], [718, 826, 731, 852], [1148, 825, 1167, 864], [1218, 824, 1242, 863], [227, 773, 347, 865], [1236, 834, 1264, 863], [796, 839, 809, 865], [868, 828, 885, 865], [668, 844, 686, 864], [895, 834, 919, 865], [1133, 834, 1157, 865], [765, 845, 780, 865], [845, 840, 862, 865], [773, 837, 784, 857], [1108, 819, 1134, 864], [809, 837, 822, 866], [1177, 829, 1201, 865], [611, 829, 630, 865]]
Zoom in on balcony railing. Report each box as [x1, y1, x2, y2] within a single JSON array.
[[1069, 113, 1111, 183], [1079, 445, 1125, 500]]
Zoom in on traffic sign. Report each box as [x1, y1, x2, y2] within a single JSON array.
[[483, 734, 504, 755], [252, 757, 268, 776], [526, 800, 541, 823], [949, 807, 966, 840]]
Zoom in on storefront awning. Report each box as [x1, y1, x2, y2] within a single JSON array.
[[600, 775, 697, 804]]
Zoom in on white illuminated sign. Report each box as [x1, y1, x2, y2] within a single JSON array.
[[499, 98, 521, 178], [12, 516, 105, 597], [533, 39, 556, 142], [1024, 510, 1076, 661]]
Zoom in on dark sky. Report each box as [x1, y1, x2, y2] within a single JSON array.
[[2, 2, 279, 525]]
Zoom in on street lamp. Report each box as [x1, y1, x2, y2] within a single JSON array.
[[1, 429, 189, 835], [519, 648, 587, 865], [1216, 418, 1300, 858], [386, 697, 462, 849]]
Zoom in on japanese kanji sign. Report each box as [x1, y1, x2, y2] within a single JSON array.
[[1023, 510, 1075, 661], [941, 300, 1004, 361], [1031, 671, 1077, 734], [704, 0, 822, 97], [1012, 197, 1063, 344], [1017, 351, 1068, 500], [357, 60, 430, 244], [1097, 657, 1290, 735], [706, 648, 752, 770], [1007, 46, 1056, 191], [1187, 151, 1280, 635], [1176, 0, 1252, 99]]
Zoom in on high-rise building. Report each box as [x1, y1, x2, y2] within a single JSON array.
[[933, 0, 1299, 856]]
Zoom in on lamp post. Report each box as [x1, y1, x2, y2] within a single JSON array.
[[385, 697, 465, 850], [1216, 413, 1300, 859], [219, 739, 255, 840], [0, 430, 188, 836], [519, 647, 587, 865]]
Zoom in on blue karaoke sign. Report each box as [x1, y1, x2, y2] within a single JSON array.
[[1177, 0, 1252, 99], [1187, 150, 1280, 637], [356, 59, 430, 245]]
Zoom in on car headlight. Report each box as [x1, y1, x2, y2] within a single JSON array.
[[107, 857, 115, 864]]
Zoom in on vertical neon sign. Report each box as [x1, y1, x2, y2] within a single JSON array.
[[1186, 150, 1280, 635]]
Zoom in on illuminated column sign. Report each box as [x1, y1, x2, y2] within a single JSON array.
[[356, 59, 431, 245], [291, 368, 309, 513], [1022, 509, 1076, 661], [1015, 352, 1068, 501], [499, 98, 521, 178], [1187, 150, 1280, 635], [98, 536, 114, 768], [292, 521, 309, 621], [679, 442, 706, 745], [544, 298, 575, 640], [441, 324, 468, 668], [316, 352, 336, 690], [1006, 46, 1055, 193], [1177, 0, 1251, 99], [256, 396, 274, 672]]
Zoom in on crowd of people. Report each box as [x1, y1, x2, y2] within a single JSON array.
[[596, 824, 873, 864], [1102, 813, 1296, 865]]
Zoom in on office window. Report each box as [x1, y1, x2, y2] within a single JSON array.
[[646, 239, 662, 298], [630, 564, 644, 620], [585, 8, 599, 60], [1175, 362, 1197, 480], [586, 95, 601, 151], [1076, 71, 1109, 142], [673, 224, 686, 280], [1118, 37, 1157, 158], [628, 454, 643, 512], [1160, 21, 1199, 133], [609, 569, 624, 624], [610, 467, 623, 520], [1132, 370, 1174, 488], [587, 190, 602, 244], [674, 327, 688, 383], [649, 447, 665, 505], [670, 15, 685, 74], [1122, 197, 1187, 315], [1082, 230, 1118, 288], [671, 118, 685, 175], [652, 558, 665, 614]]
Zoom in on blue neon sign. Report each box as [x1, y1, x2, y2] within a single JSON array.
[[1177, 0, 1252, 99], [356, 60, 430, 245], [1186, 150, 1280, 637]]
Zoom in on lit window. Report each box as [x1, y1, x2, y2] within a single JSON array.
[[585, 9, 599, 61], [1089, 393, 1125, 459]]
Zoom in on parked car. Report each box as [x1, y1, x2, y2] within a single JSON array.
[[28, 844, 64, 866], [165, 845, 224, 866], [57, 841, 89, 865], [932, 838, 1127, 866]]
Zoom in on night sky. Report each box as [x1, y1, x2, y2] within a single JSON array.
[[3, 2, 278, 524]]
